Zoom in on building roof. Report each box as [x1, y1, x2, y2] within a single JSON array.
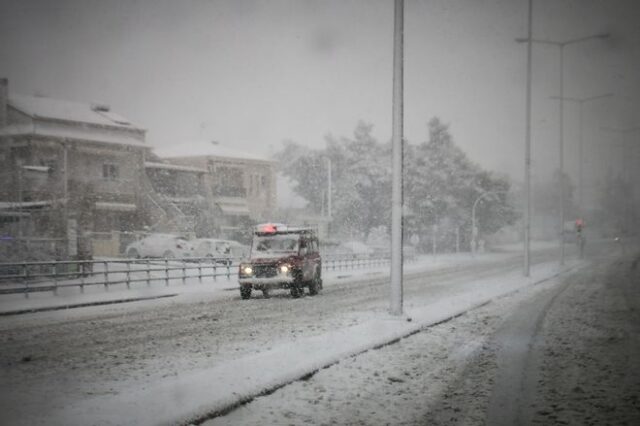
[[144, 161, 208, 174], [8, 94, 143, 131], [154, 140, 271, 163], [1, 122, 148, 148]]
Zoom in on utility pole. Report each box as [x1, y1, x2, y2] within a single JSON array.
[[550, 93, 613, 215], [517, 28, 608, 270], [390, 0, 404, 316], [523, 0, 533, 277]]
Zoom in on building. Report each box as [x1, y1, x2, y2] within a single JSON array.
[[143, 158, 215, 237], [0, 79, 279, 258], [155, 141, 277, 241], [0, 78, 149, 259]]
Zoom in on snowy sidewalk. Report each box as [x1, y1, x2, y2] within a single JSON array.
[[51, 259, 581, 426]]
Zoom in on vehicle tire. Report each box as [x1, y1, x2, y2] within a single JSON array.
[[262, 289, 270, 298], [290, 281, 302, 298], [290, 272, 303, 298], [163, 250, 175, 259], [127, 248, 140, 259], [308, 270, 320, 296], [240, 286, 252, 300], [308, 280, 317, 295]]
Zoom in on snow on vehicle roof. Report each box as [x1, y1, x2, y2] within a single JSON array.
[[254, 223, 317, 236]]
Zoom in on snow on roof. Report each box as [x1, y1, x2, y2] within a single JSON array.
[[144, 161, 207, 174], [1, 122, 148, 148], [8, 94, 143, 130], [154, 141, 271, 163]]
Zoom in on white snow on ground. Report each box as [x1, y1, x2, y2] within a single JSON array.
[[45, 259, 577, 425], [0, 250, 523, 315], [203, 248, 640, 426], [203, 276, 563, 426], [0, 242, 601, 426]]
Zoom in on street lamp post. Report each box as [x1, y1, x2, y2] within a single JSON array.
[[550, 93, 613, 215], [389, 0, 404, 316], [517, 31, 609, 267], [521, 0, 533, 277], [471, 190, 508, 255]]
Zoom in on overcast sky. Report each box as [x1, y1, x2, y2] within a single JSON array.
[[2, 0, 639, 200]]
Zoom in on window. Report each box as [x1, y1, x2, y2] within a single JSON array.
[[252, 174, 259, 195], [213, 166, 245, 197], [103, 163, 118, 181]]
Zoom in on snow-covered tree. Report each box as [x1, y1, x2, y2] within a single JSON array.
[[404, 117, 517, 251], [276, 122, 391, 238], [276, 140, 327, 213], [326, 122, 392, 238], [277, 117, 517, 250]]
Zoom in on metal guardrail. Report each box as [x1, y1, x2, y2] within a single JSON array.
[[0, 252, 404, 297], [0, 257, 237, 297]]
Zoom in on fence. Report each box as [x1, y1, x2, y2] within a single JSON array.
[[0, 252, 403, 297]]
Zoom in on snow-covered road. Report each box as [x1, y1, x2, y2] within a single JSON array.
[[1, 240, 635, 425], [205, 243, 639, 426]]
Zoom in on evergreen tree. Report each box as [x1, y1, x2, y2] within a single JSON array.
[[277, 117, 517, 250], [405, 117, 517, 251]]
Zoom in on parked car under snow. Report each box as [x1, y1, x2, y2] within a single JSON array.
[[124, 234, 194, 259]]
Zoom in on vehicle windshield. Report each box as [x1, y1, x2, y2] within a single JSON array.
[[251, 234, 299, 258]]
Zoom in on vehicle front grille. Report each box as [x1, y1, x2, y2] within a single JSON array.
[[253, 265, 278, 278]]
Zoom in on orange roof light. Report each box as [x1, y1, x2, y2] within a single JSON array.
[[258, 223, 278, 233]]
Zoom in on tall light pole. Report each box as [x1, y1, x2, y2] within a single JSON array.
[[390, 0, 404, 316], [471, 190, 508, 255], [521, 0, 533, 277], [550, 93, 613, 215], [517, 31, 609, 267]]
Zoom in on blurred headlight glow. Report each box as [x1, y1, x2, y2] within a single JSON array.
[[279, 265, 290, 274], [243, 266, 253, 275]]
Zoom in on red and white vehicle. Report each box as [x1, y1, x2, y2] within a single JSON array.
[[238, 223, 322, 299]]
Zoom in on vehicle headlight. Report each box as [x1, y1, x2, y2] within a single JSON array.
[[279, 264, 290, 274], [241, 265, 253, 276]]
